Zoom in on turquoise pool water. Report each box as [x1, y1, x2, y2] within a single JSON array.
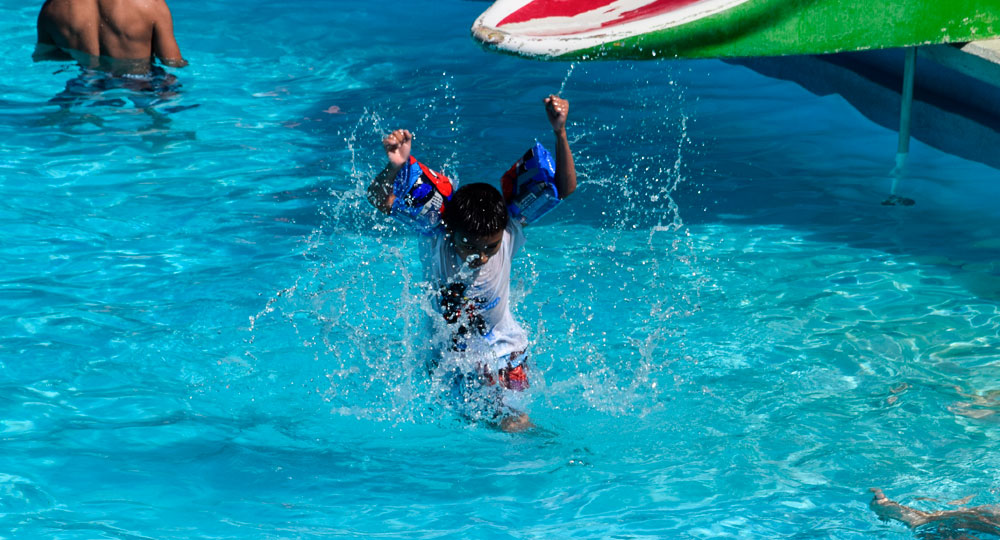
[[3, 0, 1000, 538]]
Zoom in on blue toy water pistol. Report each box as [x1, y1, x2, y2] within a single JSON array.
[[390, 156, 453, 235], [501, 142, 560, 224]]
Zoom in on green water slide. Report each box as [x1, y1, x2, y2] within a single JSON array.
[[472, 0, 1000, 60]]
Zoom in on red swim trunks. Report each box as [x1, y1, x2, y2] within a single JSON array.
[[483, 351, 529, 391]]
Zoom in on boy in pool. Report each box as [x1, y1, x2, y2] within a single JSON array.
[[366, 95, 577, 432]]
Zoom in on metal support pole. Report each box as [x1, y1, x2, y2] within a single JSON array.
[[886, 47, 917, 205], [896, 47, 917, 164]]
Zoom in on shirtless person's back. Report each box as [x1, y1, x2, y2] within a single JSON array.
[[35, 0, 186, 74]]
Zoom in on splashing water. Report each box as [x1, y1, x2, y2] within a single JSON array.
[[558, 62, 576, 96], [243, 60, 702, 425]]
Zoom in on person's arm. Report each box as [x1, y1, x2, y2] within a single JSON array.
[[367, 129, 412, 214], [544, 95, 576, 199], [32, 42, 72, 62], [152, 0, 187, 67], [32, 8, 72, 62]]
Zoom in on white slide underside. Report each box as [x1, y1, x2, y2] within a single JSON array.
[[472, 0, 752, 57]]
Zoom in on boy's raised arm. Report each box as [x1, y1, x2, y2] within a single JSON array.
[[544, 95, 577, 199], [367, 129, 412, 214]]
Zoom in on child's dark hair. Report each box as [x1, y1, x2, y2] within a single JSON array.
[[443, 183, 508, 236]]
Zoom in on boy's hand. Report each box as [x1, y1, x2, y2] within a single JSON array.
[[383, 129, 412, 168], [546, 94, 576, 199], [544, 95, 569, 133], [369, 129, 412, 214]]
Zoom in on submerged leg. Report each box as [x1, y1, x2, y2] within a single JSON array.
[[871, 488, 1000, 537], [871, 488, 933, 527], [499, 412, 534, 433]]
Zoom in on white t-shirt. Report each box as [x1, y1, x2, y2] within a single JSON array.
[[419, 217, 527, 370]]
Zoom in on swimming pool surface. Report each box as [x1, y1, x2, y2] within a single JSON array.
[[3, 1, 1000, 538]]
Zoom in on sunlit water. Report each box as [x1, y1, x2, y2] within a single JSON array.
[[3, 0, 1000, 538]]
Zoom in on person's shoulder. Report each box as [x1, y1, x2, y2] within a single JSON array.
[[149, 0, 174, 11], [39, 0, 69, 12], [506, 213, 525, 235], [505, 215, 526, 254], [127, 0, 171, 19], [420, 227, 449, 251], [38, 0, 73, 21], [145, 0, 171, 13]]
